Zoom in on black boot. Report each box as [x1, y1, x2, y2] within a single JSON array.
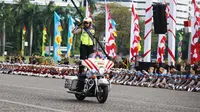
[[76, 79, 84, 92]]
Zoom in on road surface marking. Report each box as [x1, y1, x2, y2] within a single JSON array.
[[0, 83, 64, 92], [0, 99, 71, 112]]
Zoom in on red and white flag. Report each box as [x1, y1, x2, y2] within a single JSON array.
[[130, 3, 140, 62], [143, 0, 153, 62], [157, 35, 167, 63], [86, 0, 92, 18], [168, 0, 176, 65], [157, 0, 169, 63], [190, 0, 200, 64], [105, 4, 117, 58]]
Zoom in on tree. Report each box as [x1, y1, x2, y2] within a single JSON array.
[[0, 2, 16, 56], [25, 3, 41, 56]]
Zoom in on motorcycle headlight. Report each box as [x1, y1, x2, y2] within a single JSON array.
[[99, 67, 105, 75]]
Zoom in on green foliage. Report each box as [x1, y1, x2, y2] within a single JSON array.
[[0, 1, 70, 56]]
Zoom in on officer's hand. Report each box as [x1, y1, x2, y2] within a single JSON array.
[[73, 25, 79, 31]]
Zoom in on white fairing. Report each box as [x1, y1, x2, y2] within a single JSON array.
[[82, 58, 114, 73], [98, 78, 109, 85]]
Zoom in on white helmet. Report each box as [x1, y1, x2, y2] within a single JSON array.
[[83, 17, 92, 23]]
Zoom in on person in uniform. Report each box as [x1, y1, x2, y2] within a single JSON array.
[[72, 17, 95, 92], [72, 17, 95, 61]]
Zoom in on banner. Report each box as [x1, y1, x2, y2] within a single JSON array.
[[21, 26, 26, 57], [42, 27, 47, 56], [190, 0, 200, 64], [157, 35, 166, 63], [66, 15, 75, 57], [130, 3, 140, 61], [168, 0, 177, 65], [54, 11, 63, 61], [105, 4, 117, 58]]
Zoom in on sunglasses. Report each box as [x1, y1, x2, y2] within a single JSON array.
[[84, 22, 89, 24]]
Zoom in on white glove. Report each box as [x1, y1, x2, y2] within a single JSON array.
[[73, 25, 79, 31]]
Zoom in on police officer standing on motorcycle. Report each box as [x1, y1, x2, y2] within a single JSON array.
[[72, 17, 95, 92]]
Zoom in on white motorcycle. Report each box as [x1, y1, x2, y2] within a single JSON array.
[[65, 52, 114, 103]]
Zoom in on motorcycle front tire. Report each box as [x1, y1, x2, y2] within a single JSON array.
[[75, 94, 85, 101], [96, 86, 108, 103]]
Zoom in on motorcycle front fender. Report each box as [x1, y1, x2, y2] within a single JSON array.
[[98, 78, 109, 85]]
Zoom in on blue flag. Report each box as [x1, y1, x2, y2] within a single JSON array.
[[54, 11, 62, 61], [66, 15, 75, 57]]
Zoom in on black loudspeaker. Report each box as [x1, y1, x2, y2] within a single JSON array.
[[153, 4, 167, 34]]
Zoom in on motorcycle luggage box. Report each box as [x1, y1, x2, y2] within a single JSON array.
[[65, 76, 78, 90], [71, 80, 78, 90]]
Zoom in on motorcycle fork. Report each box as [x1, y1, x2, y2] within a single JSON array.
[[95, 78, 99, 95]]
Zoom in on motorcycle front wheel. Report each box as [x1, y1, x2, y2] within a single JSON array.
[[96, 86, 108, 103], [75, 94, 85, 101]]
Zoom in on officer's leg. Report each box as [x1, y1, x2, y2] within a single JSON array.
[[86, 45, 94, 58], [76, 45, 94, 92], [77, 45, 87, 92], [79, 45, 87, 73]]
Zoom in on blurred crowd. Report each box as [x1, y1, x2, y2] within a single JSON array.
[[0, 63, 78, 79], [109, 61, 200, 92]]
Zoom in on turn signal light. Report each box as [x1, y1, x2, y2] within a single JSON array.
[[91, 75, 96, 79], [105, 75, 109, 79]]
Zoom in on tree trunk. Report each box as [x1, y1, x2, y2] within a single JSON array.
[[2, 22, 5, 58], [30, 22, 33, 56], [49, 35, 51, 57]]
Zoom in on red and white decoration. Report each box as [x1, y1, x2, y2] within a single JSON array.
[[190, 0, 200, 64], [82, 59, 114, 72], [143, 0, 153, 62], [86, 0, 92, 18], [157, 0, 169, 63], [105, 4, 117, 58], [168, 0, 176, 65], [130, 3, 140, 62], [157, 35, 167, 63]]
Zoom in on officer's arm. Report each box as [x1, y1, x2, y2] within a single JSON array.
[[72, 28, 82, 34]]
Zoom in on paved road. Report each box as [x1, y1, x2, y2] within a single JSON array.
[[0, 74, 199, 112]]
